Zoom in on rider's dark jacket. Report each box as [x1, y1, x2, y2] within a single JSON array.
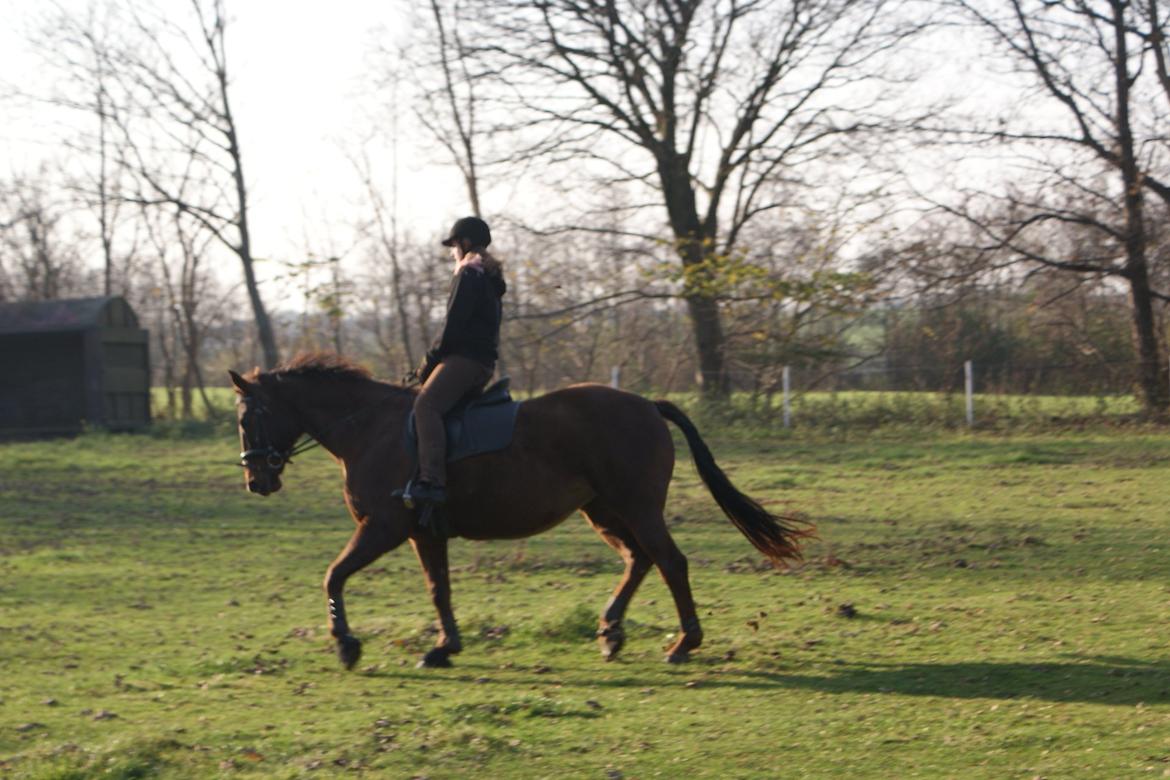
[[425, 260, 506, 371]]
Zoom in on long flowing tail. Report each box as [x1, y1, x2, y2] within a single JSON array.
[[655, 400, 813, 565]]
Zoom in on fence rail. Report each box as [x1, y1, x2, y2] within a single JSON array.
[[607, 358, 1147, 429]]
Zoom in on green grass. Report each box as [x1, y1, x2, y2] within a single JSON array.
[[150, 387, 235, 422], [3, 425, 1170, 778]]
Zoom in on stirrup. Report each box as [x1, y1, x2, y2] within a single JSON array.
[[392, 486, 421, 509], [399, 479, 446, 510]]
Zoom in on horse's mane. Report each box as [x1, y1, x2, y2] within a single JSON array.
[[239, 353, 418, 409], [276, 351, 373, 380], [247, 352, 410, 392]]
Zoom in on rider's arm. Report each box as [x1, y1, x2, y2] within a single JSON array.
[[427, 268, 483, 367]]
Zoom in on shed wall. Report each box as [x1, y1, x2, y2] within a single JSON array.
[[0, 332, 86, 433], [100, 329, 150, 427], [0, 297, 151, 435]]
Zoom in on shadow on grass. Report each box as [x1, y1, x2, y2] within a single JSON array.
[[715, 654, 1170, 705], [380, 654, 1170, 706], [731, 435, 1170, 470]]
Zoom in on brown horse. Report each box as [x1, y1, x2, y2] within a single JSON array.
[[229, 353, 809, 669]]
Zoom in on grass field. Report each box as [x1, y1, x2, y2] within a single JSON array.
[[2, 419, 1170, 778]]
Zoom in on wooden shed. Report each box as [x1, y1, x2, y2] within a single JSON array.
[[0, 296, 151, 435]]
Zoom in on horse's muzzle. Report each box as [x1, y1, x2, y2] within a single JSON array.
[[247, 475, 282, 496]]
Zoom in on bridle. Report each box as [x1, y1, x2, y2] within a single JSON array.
[[236, 389, 405, 474], [237, 395, 317, 474]]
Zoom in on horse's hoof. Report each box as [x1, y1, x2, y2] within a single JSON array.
[[336, 634, 362, 670], [599, 635, 625, 661], [417, 648, 453, 668], [597, 624, 625, 661], [665, 627, 702, 664]]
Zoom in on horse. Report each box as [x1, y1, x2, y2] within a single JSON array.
[[229, 353, 810, 669]]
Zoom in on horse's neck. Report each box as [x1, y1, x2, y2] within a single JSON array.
[[277, 376, 408, 461]]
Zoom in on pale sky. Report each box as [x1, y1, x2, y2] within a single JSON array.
[[0, 0, 1067, 301], [0, 0, 469, 279]]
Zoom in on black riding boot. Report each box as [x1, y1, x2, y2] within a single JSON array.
[[399, 480, 450, 538]]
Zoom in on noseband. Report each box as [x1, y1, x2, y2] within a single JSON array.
[[238, 398, 316, 474]]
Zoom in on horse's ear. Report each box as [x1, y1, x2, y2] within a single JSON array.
[[228, 369, 251, 395]]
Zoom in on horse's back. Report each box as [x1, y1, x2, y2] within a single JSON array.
[[519, 383, 672, 448], [517, 383, 676, 499], [446, 383, 675, 538]]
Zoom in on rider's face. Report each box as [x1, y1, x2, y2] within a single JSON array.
[[449, 240, 469, 262]]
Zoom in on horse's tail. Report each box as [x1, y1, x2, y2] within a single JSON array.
[[655, 400, 813, 565]]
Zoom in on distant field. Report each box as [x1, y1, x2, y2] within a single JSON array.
[[781, 389, 1142, 429], [150, 387, 236, 423], [2, 425, 1170, 778], [153, 384, 1144, 431]]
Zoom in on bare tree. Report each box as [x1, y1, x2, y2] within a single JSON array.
[[94, 0, 279, 367], [0, 171, 88, 301], [140, 202, 221, 418], [944, 0, 1170, 411], [722, 206, 884, 392], [51, 4, 121, 296], [397, 0, 491, 215], [16, 4, 143, 298], [350, 141, 419, 367], [463, 0, 923, 397]]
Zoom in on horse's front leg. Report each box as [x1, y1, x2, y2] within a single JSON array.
[[410, 534, 461, 668], [324, 516, 407, 670]]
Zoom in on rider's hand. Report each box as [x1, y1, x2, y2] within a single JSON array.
[[416, 353, 438, 384]]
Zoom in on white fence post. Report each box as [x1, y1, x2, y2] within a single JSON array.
[[782, 365, 792, 429], [610, 365, 620, 389], [964, 360, 974, 427]]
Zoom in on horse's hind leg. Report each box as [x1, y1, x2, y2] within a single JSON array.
[[582, 499, 652, 661], [410, 534, 461, 668], [623, 508, 703, 664], [324, 517, 408, 670]]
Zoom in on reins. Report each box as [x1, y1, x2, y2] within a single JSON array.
[[236, 389, 407, 472]]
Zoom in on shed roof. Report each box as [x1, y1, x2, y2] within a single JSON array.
[[0, 296, 140, 336]]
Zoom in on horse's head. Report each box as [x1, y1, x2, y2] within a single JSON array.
[[228, 369, 302, 496]]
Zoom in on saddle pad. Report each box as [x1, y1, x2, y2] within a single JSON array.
[[405, 399, 521, 463]]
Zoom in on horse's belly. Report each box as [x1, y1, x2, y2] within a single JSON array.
[[447, 474, 594, 541]]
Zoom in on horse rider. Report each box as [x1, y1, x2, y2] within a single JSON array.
[[408, 216, 506, 510]]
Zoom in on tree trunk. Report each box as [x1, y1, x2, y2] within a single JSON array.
[[1126, 272, 1167, 411], [181, 348, 194, 419], [226, 130, 278, 368], [683, 293, 729, 396], [383, 73, 416, 367], [97, 77, 114, 298], [156, 308, 177, 419], [660, 156, 729, 398], [427, 0, 481, 215], [214, 14, 278, 369], [1113, 0, 1169, 412]]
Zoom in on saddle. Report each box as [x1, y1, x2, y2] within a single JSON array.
[[405, 377, 520, 463]]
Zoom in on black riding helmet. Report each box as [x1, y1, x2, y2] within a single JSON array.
[[441, 216, 491, 248]]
